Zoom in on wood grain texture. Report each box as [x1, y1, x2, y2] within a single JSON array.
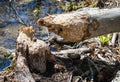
[[37, 8, 120, 42]]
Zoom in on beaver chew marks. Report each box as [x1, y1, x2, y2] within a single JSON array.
[[91, 19, 99, 31], [17, 26, 51, 74], [37, 12, 90, 42], [19, 26, 35, 40]]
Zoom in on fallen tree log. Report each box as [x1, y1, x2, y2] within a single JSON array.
[[37, 8, 120, 42]]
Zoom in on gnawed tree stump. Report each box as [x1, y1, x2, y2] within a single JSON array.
[[0, 26, 119, 82], [15, 43, 35, 82], [15, 26, 54, 82], [37, 8, 120, 42]]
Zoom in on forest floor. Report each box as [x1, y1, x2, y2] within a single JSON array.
[[0, 0, 120, 82], [34, 0, 120, 82]]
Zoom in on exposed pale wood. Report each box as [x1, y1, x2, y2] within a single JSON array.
[[37, 8, 120, 42], [118, 33, 120, 47], [15, 43, 35, 82], [52, 48, 90, 59], [111, 33, 118, 47], [15, 26, 54, 81]]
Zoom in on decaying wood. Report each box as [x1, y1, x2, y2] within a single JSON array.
[[15, 43, 35, 82], [0, 26, 118, 82], [37, 8, 120, 42], [12, 26, 94, 82], [15, 26, 54, 81]]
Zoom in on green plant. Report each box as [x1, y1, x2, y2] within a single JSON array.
[[61, 2, 79, 12], [90, 2, 97, 8], [99, 35, 112, 45], [33, 8, 40, 17]]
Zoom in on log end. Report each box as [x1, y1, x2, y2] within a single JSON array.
[[37, 13, 91, 42]]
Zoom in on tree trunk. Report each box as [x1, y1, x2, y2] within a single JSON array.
[[37, 8, 120, 42], [15, 26, 53, 82]]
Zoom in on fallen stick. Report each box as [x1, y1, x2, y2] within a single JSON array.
[[37, 8, 120, 42], [52, 48, 90, 59], [111, 33, 118, 47]]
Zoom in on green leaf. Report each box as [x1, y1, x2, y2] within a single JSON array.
[[99, 35, 112, 45]]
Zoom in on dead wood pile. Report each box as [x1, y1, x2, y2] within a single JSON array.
[[0, 26, 120, 82]]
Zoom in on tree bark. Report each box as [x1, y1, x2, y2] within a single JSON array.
[[37, 8, 120, 42]]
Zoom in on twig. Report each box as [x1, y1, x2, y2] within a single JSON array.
[[115, 0, 119, 7], [51, 48, 90, 59], [74, 76, 83, 82], [87, 58, 99, 72], [111, 33, 118, 47], [88, 59, 94, 82], [67, 72, 73, 82], [97, 54, 106, 61], [118, 33, 120, 47]]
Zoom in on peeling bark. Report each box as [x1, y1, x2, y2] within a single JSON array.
[[37, 8, 120, 42]]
